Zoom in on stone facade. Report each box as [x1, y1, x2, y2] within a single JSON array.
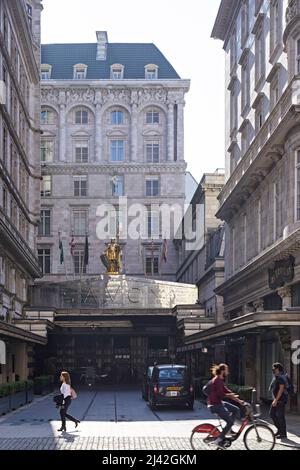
[[179, 0, 300, 407], [37, 34, 190, 283], [176, 172, 225, 323], [0, 0, 45, 384]]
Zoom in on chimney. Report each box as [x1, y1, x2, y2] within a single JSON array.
[[96, 31, 108, 60]]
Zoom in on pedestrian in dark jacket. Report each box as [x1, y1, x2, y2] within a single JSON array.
[[269, 363, 287, 439]]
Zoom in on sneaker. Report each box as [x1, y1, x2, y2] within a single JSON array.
[[227, 430, 238, 437], [213, 437, 226, 448], [276, 434, 287, 439]]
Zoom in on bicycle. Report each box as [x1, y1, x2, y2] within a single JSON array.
[[190, 403, 276, 450]]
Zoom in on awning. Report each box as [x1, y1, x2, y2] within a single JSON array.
[[181, 311, 300, 346], [0, 321, 47, 345]]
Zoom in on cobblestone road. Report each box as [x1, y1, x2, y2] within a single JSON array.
[[0, 388, 298, 450]]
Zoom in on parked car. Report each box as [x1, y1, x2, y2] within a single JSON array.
[[147, 364, 194, 410], [142, 366, 154, 401]]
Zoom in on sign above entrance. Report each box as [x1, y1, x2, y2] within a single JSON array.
[[268, 256, 295, 290], [31, 275, 198, 309]]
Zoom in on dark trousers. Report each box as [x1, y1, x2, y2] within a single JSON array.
[[60, 396, 78, 428], [210, 402, 240, 439], [269, 401, 287, 436]]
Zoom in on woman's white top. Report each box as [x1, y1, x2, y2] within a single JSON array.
[[60, 383, 71, 398]]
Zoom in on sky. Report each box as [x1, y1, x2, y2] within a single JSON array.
[[41, 0, 225, 183]]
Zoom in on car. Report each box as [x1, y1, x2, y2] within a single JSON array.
[[142, 365, 154, 401], [147, 364, 194, 410]]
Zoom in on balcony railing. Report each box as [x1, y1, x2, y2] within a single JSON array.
[[218, 77, 300, 214]]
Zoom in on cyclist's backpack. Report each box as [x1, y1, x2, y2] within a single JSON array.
[[285, 374, 295, 395], [202, 379, 213, 398]]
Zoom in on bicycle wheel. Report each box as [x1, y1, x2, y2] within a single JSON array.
[[190, 423, 221, 450], [243, 424, 275, 450]]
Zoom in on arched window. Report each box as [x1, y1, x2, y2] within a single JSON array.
[[146, 108, 160, 124], [73, 64, 88, 80], [41, 64, 52, 80], [111, 110, 124, 125], [41, 107, 56, 125], [75, 108, 89, 125], [110, 64, 124, 80], [145, 64, 158, 80]]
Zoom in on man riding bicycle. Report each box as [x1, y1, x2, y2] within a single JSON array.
[[207, 363, 245, 448]]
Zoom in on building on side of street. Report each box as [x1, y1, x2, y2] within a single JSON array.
[[24, 32, 204, 382], [38, 32, 190, 282], [175, 171, 225, 378], [178, 0, 300, 410], [0, 0, 46, 383]]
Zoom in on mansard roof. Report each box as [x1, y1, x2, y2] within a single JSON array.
[[41, 43, 180, 80]]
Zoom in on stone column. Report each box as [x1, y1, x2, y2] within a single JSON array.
[[176, 100, 185, 161], [255, 334, 261, 403], [278, 286, 292, 309], [131, 103, 138, 162], [59, 104, 66, 162], [14, 343, 27, 380], [95, 103, 102, 162], [167, 102, 174, 162]]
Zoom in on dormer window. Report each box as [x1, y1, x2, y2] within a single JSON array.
[[110, 64, 124, 80], [41, 64, 52, 80], [145, 64, 158, 80], [73, 64, 88, 80]]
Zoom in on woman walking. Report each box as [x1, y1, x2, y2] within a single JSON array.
[[58, 371, 80, 432]]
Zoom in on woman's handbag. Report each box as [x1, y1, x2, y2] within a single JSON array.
[[70, 387, 77, 400]]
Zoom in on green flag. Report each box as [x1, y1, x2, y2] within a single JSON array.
[[59, 237, 64, 265]]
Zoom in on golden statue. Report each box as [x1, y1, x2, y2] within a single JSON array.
[[100, 239, 122, 275]]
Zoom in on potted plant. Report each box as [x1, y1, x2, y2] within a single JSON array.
[[0, 383, 12, 415]]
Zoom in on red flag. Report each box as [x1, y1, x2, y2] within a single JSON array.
[[161, 238, 168, 263], [69, 235, 75, 257]]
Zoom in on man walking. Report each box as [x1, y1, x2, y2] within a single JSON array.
[[269, 362, 287, 439]]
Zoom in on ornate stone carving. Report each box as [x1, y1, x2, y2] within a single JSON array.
[[286, 0, 299, 24], [253, 299, 264, 312], [137, 88, 167, 104], [41, 88, 60, 104], [243, 303, 254, 314], [277, 285, 292, 299], [41, 163, 186, 176], [65, 88, 95, 104], [278, 328, 292, 351], [102, 88, 130, 104]]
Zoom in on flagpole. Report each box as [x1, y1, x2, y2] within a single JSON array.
[[59, 231, 69, 282], [70, 232, 75, 281]]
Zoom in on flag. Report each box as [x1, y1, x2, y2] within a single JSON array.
[[69, 235, 75, 257], [150, 239, 155, 264], [139, 234, 145, 271], [59, 235, 64, 265], [84, 235, 89, 266], [161, 238, 168, 264]]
